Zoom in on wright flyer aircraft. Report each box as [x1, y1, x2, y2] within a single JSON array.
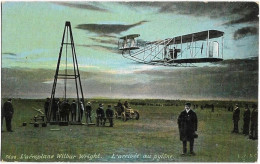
[[118, 30, 224, 67]]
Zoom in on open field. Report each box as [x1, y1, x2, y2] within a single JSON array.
[[1, 99, 258, 162]]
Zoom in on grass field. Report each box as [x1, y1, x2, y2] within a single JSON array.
[[1, 99, 258, 162]]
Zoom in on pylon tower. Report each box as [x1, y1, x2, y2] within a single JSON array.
[[47, 21, 85, 123]]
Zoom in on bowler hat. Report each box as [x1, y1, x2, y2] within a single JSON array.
[[185, 102, 191, 107]]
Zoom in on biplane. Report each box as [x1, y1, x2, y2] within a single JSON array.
[[118, 30, 224, 67]]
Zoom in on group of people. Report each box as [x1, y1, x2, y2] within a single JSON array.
[[96, 103, 114, 127], [44, 98, 115, 127], [232, 104, 258, 140], [44, 98, 92, 123]]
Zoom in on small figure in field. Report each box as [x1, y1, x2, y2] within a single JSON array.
[[178, 102, 198, 156], [232, 104, 240, 133], [3, 98, 14, 132], [78, 99, 84, 122], [117, 100, 124, 115], [249, 104, 258, 140], [1, 99, 4, 131], [44, 98, 50, 119], [52, 99, 59, 121], [96, 103, 105, 126], [60, 100, 70, 122], [124, 101, 129, 108], [242, 104, 250, 135], [70, 100, 77, 122], [106, 105, 114, 127], [85, 102, 92, 124]]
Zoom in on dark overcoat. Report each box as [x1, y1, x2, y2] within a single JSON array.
[[178, 109, 198, 141], [3, 101, 14, 118], [233, 107, 240, 121], [71, 102, 77, 114], [243, 109, 250, 123], [106, 108, 114, 118], [96, 107, 105, 117], [86, 105, 92, 114]]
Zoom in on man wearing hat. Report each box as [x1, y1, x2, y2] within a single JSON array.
[[96, 103, 105, 126], [232, 104, 240, 133], [3, 98, 14, 132], [242, 104, 250, 135], [106, 105, 114, 127], [85, 102, 92, 124], [178, 102, 198, 155]]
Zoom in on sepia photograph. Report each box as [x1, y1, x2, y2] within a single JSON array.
[[1, 1, 258, 162]]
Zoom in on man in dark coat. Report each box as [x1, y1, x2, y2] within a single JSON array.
[[106, 105, 114, 127], [60, 100, 70, 122], [96, 103, 105, 126], [3, 98, 14, 132], [52, 99, 59, 121], [249, 104, 258, 140], [85, 102, 92, 124], [124, 101, 129, 109], [178, 102, 198, 155], [70, 100, 77, 122], [242, 104, 250, 135], [232, 104, 240, 133]]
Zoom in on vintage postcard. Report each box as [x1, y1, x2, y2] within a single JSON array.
[[1, 1, 258, 162]]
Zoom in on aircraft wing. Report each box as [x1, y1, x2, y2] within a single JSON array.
[[147, 30, 224, 45]]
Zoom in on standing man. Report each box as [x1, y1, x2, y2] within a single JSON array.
[[250, 104, 258, 140], [85, 102, 92, 124], [232, 104, 240, 133], [242, 104, 250, 135], [178, 102, 198, 156], [62, 100, 70, 122], [3, 98, 14, 132], [78, 99, 84, 122], [124, 101, 129, 109], [70, 100, 77, 122], [96, 103, 105, 126], [1, 99, 4, 131], [106, 105, 114, 127]]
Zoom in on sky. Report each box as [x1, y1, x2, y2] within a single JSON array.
[[1, 1, 259, 100]]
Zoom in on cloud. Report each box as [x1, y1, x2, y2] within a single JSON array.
[[89, 37, 118, 45], [233, 26, 258, 40], [53, 2, 109, 12], [2, 52, 17, 56], [77, 44, 120, 54], [224, 10, 259, 25], [76, 21, 148, 34], [120, 2, 258, 25]]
